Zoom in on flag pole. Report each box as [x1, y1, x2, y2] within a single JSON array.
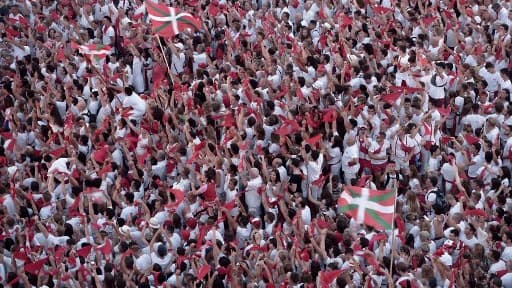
[[388, 186, 399, 277], [155, 35, 173, 108], [155, 36, 173, 79]]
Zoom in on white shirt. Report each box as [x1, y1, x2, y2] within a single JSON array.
[[479, 68, 503, 93], [440, 163, 456, 183], [122, 93, 147, 121], [1, 195, 16, 216], [120, 205, 138, 220], [306, 154, 323, 183], [102, 26, 115, 46], [369, 140, 390, 165], [468, 153, 484, 178], [192, 52, 208, 73], [150, 251, 172, 271], [245, 176, 263, 210], [501, 272, 512, 288], [342, 144, 360, 174], [461, 114, 486, 132], [301, 206, 311, 226], [135, 254, 152, 271], [489, 260, 506, 275], [421, 72, 447, 100], [171, 52, 186, 75], [502, 246, 512, 262]]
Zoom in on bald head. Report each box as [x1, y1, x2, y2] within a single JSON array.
[[346, 134, 356, 146], [249, 168, 260, 178], [272, 158, 282, 167]]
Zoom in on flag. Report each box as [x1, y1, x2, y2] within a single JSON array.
[[96, 239, 112, 256], [421, 16, 437, 26], [3, 138, 16, 152], [337, 186, 395, 230], [146, 2, 202, 37], [76, 245, 92, 257], [322, 108, 337, 122], [305, 134, 322, 146], [167, 188, 185, 209], [341, 15, 353, 26], [463, 134, 480, 145], [49, 147, 66, 158], [222, 199, 237, 210], [70, 42, 112, 59], [24, 257, 49, 275], [380, 92, 402, 104], [312, 174, 328, 187], [197, 264, 211, 280], [92, 145, 109, 163], [437, 107, 451, 117], [274, 119, 301, 136], [320, 269, 347, 288], [373, 5, 393, 14]]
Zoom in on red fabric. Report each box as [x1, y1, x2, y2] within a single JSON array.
[[320, 269, 346, 288], [49, 147, 66, 158], [463, 209, 487, 217], [96, 238, 112, 256], [463, 134, 480, 145], [312, 174, 328, 187], [76, 245, 92, 257], [437, 107, 451, 117], [92, 145, 109, 163], [305, 134, 322, 146], [203, 182, 217, 202], [24, 257, 49, 274], [373, 6, 393, 14], [380, 92, 402, 104], [197, 264, 211, 280]]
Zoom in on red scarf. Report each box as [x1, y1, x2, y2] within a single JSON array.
[[359, 137, 369, 154]]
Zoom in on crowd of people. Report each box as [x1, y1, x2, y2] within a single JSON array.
[[1, 0, 512, 287]]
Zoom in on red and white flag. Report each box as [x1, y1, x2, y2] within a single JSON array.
[[338, 186, 396, 230], [70, 42, 112, 59], [146, 2, 202, 37]]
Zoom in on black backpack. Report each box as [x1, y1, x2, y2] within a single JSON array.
[[430, 73, 447, 88], [429, 188, 450, 214]]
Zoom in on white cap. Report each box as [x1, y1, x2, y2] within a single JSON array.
[[175, 42, 184, 50], [439, 253, 452, 266], [119, 225, 131, 236], [454, 96, 464, 108], [323, 23, 332, 30], [149, 217, 160, 229]]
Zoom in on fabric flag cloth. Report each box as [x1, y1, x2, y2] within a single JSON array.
[[320, 269, 347, 288], [24, 257, 49, 275], [146, 2, 202, 37], [70, 42, 112, 59], [76, 245, 93, 257], [337, 186, 395, 230], [95, 239, 112, 256], [464, 134, 480, 145], [274, 119, 301, 136], [380, 92, 402, 104], [305, 134, 322, 146], [49, 147, 66, 158]]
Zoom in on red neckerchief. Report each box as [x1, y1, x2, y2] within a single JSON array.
[[373, 141, 385, 154], [359, 137, 369, 154]]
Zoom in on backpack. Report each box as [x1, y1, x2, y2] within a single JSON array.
[[428, 188, 450, 214], [430, 73, 447, 88]]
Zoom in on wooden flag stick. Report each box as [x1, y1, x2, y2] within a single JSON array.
[[155, 36, 172, 74], [388, 185, 399, 276]]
